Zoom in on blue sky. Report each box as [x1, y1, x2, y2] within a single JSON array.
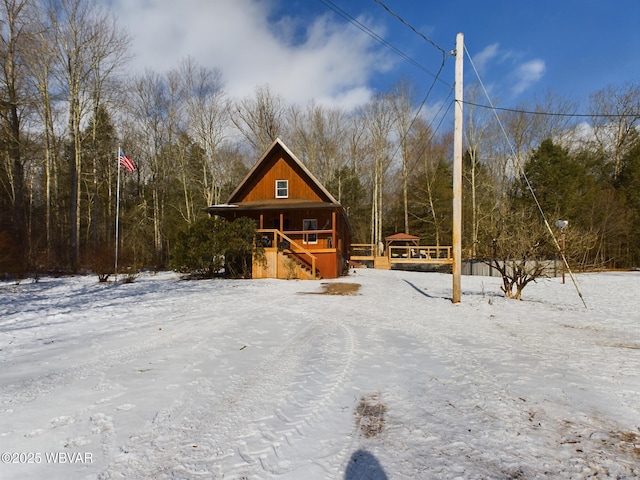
[[110, 0, 639, 112]]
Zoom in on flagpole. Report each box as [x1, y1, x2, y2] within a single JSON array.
[[115, 145, 121, 278]]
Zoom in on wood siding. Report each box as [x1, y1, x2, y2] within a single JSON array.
[[234, 150, 328, 203]]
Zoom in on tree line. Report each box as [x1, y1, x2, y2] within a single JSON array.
[[1, 0, 639, 277]]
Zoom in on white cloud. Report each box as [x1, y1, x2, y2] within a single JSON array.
[[510, 59, 546, 96], [557, 121, 593, 151], [472, 43, 499, 73], [469, 43, 545, 98], [108, 0, 389, 110]]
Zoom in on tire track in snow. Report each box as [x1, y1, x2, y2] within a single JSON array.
[[104, 315, 358, 479], [0, 310, 199, 409], [231, 321, 358, 478], [1, 278, 251, 479], [0, 277, 253, 410]]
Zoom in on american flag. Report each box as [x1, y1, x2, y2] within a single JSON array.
[[119, 150, 136, 172]]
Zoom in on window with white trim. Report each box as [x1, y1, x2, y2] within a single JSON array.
[[275, 179, 288, 198]]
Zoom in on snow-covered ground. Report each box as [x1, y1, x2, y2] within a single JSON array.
[[1, 268, 638, 479]]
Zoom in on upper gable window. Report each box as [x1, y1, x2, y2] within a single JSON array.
[[275, 179, 288, 198]]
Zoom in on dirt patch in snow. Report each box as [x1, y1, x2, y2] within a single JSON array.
[[355, 393, 387, 438], [321, 282, 361, 295], [610, 430, 640, 457], [300, 282, 361, 296]]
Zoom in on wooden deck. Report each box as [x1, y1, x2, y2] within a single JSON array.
[[351, 243, 453, 269]]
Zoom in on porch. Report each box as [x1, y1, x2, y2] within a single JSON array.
[[254, 228, 347, 280]]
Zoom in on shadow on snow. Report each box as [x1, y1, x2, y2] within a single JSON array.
[[344, 450, 388, 480]]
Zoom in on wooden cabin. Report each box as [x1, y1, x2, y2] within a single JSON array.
[[206, 138, 352, 280]]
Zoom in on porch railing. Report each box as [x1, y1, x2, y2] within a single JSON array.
[[256, 229, 317, 278]]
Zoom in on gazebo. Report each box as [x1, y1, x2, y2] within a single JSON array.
[[385, 232, 420, 250], [385, 233, 421, 259]]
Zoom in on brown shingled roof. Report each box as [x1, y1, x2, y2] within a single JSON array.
[[385, 233, 420, 241]]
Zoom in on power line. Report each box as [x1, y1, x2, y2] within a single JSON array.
[[317, 0, 450, 84], [373, 0, 447, 56], [318, 0, 453, 165], [463, 100, 640, 119]]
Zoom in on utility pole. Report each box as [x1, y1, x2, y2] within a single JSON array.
[[452, 32, 464, 303]]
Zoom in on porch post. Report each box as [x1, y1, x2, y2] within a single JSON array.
[[332, 210, 337, 249]]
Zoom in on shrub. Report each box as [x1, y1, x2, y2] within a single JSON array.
[[169, 216, 260, 279], [89, 246, 115, 282], [483, 209, 553, 300]]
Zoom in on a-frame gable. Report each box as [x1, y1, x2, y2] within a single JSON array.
[[226, 138, 339, 205]]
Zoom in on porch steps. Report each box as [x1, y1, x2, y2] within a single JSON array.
[[374, 256, 391, 270], [282, 251, 320, 280]]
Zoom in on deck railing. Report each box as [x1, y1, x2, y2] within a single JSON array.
[[350, 243, 453, 265], [388, 245, 452, 263]]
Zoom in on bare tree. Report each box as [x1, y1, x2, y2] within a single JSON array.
[[359, 92, 396, 247], [164, 66, 192, 227], [0, 0, 36, 271], [345, 113, 368, 176], [465, 85, 498, 257], [488, 208, 552, 300], [484, 92, 577, 248], [180, 57, 229, 207], [231, 84, 286, 155], [589, 82, 640, 178], [288, 103, 315, 171], [26, 1, 60, 263], [127, 70, 171, 264], [389, 79, 418, 234], [408, 122, 451, 247], [86, 27, 131, 250], [46, 0, 130, 269], [289, 100, 348, 184]]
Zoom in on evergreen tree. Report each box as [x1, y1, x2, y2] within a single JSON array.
[[462, 148, 497, 258], [616, 138, 640, 265], [170, 216, 259, 278], [517, 139, 591, 219], [82, 105, 117, 253]]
